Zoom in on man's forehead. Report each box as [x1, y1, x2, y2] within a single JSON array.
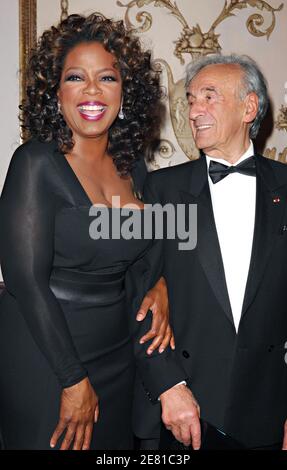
[[194, 63, 242, 78], [188, 63, 243, 93]]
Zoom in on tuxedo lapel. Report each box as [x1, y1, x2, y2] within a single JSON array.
[[241, 155, 287, 317], [175, 154, 286, 327], [180, 156, 234, 326]]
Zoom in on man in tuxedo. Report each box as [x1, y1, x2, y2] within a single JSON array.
[[142, 54, 287, 449]]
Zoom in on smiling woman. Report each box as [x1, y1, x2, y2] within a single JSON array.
[[20, 14, 162, 176], [58, 42, 122, 141], [0, 13, 181, 451]]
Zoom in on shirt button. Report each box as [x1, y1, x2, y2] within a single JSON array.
[[182, 350, 190, 359]]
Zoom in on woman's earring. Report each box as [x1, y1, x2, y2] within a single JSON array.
[[118, 102, 125, 120], [58, 101, 62, 114]]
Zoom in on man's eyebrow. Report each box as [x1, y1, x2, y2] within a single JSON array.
[[186, 86, 217, 99], [204, 86, 217, 92]]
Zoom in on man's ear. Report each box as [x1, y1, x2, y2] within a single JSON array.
[[243, 92, 259, 124]]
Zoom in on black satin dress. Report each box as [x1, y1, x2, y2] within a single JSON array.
[[0, 139, 153, 450]]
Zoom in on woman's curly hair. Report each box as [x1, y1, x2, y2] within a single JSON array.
[[20, 13, 163, 175]]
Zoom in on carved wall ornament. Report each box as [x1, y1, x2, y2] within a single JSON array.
[[117, 0, 283, 63], [148, 139, 175, 169], [60, 0, 69, 21], [275, 83, 287, 132], [157, 139, 176, 159], [275, 105, 287, 132], [154, 59, 199, 160], [264, 147, 287, 164]]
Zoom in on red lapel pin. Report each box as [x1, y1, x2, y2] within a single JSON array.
[[273, 197, 281, 203]]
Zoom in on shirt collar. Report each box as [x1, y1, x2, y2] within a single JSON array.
[[206, 141, 254, 168]]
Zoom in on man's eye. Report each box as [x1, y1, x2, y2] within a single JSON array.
[[65, 74, 82, 82]]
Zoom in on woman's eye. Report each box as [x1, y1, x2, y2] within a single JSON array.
[[65, 74, 82, 82], [101, 75, 117, 82]]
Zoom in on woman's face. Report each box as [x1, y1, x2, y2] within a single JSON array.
[[57, 41, 122, 143]]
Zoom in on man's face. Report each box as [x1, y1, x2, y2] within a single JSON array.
[[187, 64, 251, 159]]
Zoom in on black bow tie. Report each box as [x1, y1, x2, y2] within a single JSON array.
[[208, 156, 256, 184]]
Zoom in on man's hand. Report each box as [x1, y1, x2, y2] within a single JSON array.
[[136, 276, 175, 355], [282, 419, 287, 450], [160, 384, 201, 449]]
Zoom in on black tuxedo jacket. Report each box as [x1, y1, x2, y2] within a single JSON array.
[[140, 154, 287, 448]]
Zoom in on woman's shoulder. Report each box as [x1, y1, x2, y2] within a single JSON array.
[[10, 138, 59, 175], [13, 138, 58, 161]]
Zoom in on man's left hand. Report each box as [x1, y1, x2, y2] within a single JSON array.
[[136, 276, 175, 355], [160, 384, 201, 449]]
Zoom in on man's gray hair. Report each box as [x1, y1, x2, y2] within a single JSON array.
[[185, 54, 268, 139]]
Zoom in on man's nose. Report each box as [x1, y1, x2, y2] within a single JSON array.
[[189, 101, 205, 121]]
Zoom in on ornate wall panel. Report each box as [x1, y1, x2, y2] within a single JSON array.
[[21, 0, 287, 167]]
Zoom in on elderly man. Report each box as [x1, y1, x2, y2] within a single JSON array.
[[141, 54, 287, 450]]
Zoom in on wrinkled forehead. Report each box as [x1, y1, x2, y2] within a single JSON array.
[[188, 63, 244, 95]]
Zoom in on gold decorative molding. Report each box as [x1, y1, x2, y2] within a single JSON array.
[[60, 0, 69, 21], [118, 0, 283, 63], [157, 139, 175, 159], [154, 59, 199, 160], [19, 0, 37, 105], [275, 105, 287, 132], [264, 147, 287, 164], [19, 0, 69, 107], [148, 139, 176, 169]]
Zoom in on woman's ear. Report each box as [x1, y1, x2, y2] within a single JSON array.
[[243, 92, 259, 124]]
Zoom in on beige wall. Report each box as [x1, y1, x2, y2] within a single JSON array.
[[36, 0, 287, 169], [0, 0, 19, 281], [0, 0, 19, 190]]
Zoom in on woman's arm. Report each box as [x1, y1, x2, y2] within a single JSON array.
[[0, 144, 87, 386], [136, 276, 175, 354], [131, 160, 175, 354], [0, 142, 98, 449]]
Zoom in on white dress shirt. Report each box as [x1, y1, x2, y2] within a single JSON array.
[[206, 142, 256, 332]]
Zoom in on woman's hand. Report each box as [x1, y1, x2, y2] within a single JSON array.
[[50, 377, 99, 450], [137, 276, 175, 355]]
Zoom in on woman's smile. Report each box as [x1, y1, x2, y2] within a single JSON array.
[[77, 101, 108, 121]]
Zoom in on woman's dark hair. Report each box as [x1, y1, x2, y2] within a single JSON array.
[[20, 13, 162, 175]]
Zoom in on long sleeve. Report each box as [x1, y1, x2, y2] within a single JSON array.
[[126, 171, 187, 403], [0, 143, 87, 388]]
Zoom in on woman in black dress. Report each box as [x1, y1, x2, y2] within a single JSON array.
[[0, 14, 178, 450]]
